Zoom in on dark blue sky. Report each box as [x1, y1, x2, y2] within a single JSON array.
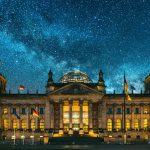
[[0, 0, 150, 93]]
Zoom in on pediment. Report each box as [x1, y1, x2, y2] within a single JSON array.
[[49, 83, 100, 95]]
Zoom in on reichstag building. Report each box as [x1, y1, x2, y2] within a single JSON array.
[[0, 69, 150, 142]]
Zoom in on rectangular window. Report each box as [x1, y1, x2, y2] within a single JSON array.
[[12, 108, 16, 114], [126, 108, 130, 114], [116, 108, 122, 114], [107, 108, 113, 114], [22, 108, 26, 114], [134, 108, 139, 114], [39, 108, 44, 114]]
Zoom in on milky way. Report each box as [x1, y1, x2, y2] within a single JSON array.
[[0, 0, 150, 93]]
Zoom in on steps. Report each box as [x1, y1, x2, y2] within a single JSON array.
[[49, 136, 104, 145]]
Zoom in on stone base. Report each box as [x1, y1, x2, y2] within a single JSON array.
[[59, 130, 64, 135], [69, 129, 73, 135], [79, 130, 84, 135]]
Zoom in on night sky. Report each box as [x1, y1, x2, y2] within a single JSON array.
[[0, 0, 150, 94]]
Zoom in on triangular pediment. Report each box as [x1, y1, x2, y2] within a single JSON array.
[[49, 83, 101, 95]]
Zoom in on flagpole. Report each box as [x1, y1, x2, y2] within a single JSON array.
[[23, 128, 25, 145], [123, 73, 126, 144], [14, 128, 16, 145], [32, 129, 34, 145]]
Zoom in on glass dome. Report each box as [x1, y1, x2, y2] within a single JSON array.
[[59, 71, 92, 83]]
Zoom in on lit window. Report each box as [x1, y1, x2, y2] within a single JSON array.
[[3, 119, 9, 129], [63, 105, 69, 124], [72, 104, 80, 125], [134, 119, 139, 130], [21, 120, 26, 129], [3, 108, 8, 114], [143, 119, 148, 129], [107, 119, 112, 131], [116, 119, 121, 131], [143, 108, 148, 114], [12, 120, 18, 129], [40, 119, 44, 131], [83, 104, 88, 132], [30, 119, 35, 130], [126, 119, 130, 131]]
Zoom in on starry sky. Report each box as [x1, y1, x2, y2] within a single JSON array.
[[0, 0, 150, 94]]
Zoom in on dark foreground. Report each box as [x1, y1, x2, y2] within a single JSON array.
[[0, 144, 150, 150], [1, 136, 150, 150]]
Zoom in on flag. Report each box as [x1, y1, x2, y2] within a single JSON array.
[[130, 85, 136, 90], [14, 111, 20, 119], [20, 85, 25, 91], [32, 108, 39, 118], [124, 75, 131, 101]]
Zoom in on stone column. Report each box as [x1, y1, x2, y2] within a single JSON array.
[[69, 102, 72, 129], [59, 101, 63, 134], [0, 106, 2, 129], [80, 101, 83, 129], [149, 104, 150, 128], [17, 105, 21, 129], [45, 101, 51, 129], [50, 102, 54, 129], [98, 102, 101, 129], [8, 106, 12, 129], [112, 104, 115, 130], [35, 105, 39, 129], [89, 101, 93, 133], [140, 104, 143, 129], [26, 105, 30, 129], [131, 104, 134, 129], [59, 102, 63, 129]]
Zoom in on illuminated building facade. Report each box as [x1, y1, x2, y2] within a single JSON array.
[[0, 70, 150, 141]]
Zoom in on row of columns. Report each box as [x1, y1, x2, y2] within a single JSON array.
[[59, 101, 93, 130]]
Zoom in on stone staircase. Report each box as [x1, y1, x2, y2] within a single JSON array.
[[49, 136, 104, 145]]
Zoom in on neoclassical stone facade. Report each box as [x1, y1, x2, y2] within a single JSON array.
[[0, 70, 150, 141]]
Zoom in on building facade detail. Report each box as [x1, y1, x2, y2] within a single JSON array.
[[0, 70, 150, 141]]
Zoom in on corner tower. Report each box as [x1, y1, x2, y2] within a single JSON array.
[[97, 70, 106, 93], [144, 74, 150, 94], [46, 69, 55, 93], [0, 73, 7, 94]]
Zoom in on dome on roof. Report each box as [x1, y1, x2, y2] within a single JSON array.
[[59, 71, 92, 83]]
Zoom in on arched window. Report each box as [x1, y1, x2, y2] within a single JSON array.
[[40, 119, 44, 131], [3, 108, 8, 114], [126, 119, 130, 131], [21, 120, 27, 129], [3, 119, 9, 129], [107, 119, 112, 131], [116, 119, 121, 131], [12, 120, 18, 129], [143, 108, 148, 114], [143, 119, 148, 129], [134, 119, 139, 130], [30, 119, 35, 130]]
